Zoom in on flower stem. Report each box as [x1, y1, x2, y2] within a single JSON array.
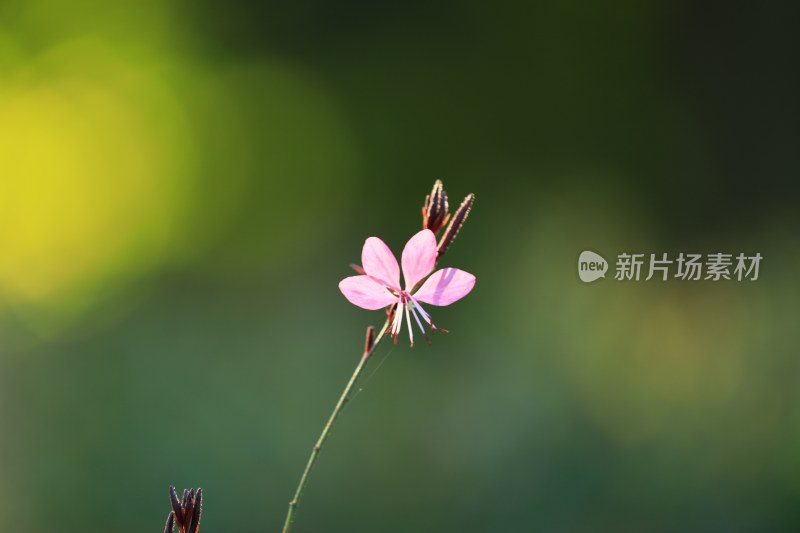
[[282, 317, 392, 533]]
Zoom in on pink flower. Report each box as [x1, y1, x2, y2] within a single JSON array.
[[339, 229, 476, 346]]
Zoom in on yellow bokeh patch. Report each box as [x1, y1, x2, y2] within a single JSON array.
[[0, 42, 194, 330]]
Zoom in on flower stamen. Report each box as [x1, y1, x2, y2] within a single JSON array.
[[408, 303, 430, 345], [408, 300, 427, 335], [408, 294, 448, 335], [404, 302, 415, 347], [391, 301, 405, 343]]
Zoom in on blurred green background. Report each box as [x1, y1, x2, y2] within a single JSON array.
[[1, 1, 799, 531]]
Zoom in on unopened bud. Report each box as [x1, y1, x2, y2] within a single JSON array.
[[188, 489, 202, 533], [169, 486, 183, 525], [437, 193, 474, 259], [363, 326, 375, 357], [422, 179, 450, 235], [165, 512, 175, 533]]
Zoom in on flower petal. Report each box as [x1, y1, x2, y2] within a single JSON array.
[[361, 237, 400, 290], [413, 268, 475, 306], [339, 275, 398, 310], [401, 229, 437, 290]]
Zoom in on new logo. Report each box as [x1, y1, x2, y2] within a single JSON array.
[[578, 251, 608, 283]]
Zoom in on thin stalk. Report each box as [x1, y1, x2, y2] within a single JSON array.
[[282, 317, 392, 533]]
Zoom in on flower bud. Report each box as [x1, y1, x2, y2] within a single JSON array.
[[437, 193, 474, 259], [422, 179, 450, 235], [165, 512, 175, 533]]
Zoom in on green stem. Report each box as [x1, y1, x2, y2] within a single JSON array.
[[282, 317, 392, 533]]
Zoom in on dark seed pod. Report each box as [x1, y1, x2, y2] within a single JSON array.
[[181, 489, 191, 514], [166, 485, 204, 532], [164, 511, 175, 533], [422, 179, 450, 235], [437, 193, 474, 259], [363, 326, 375, 357], [188, 488, 202, 533], [169, 486, 183, 524]]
